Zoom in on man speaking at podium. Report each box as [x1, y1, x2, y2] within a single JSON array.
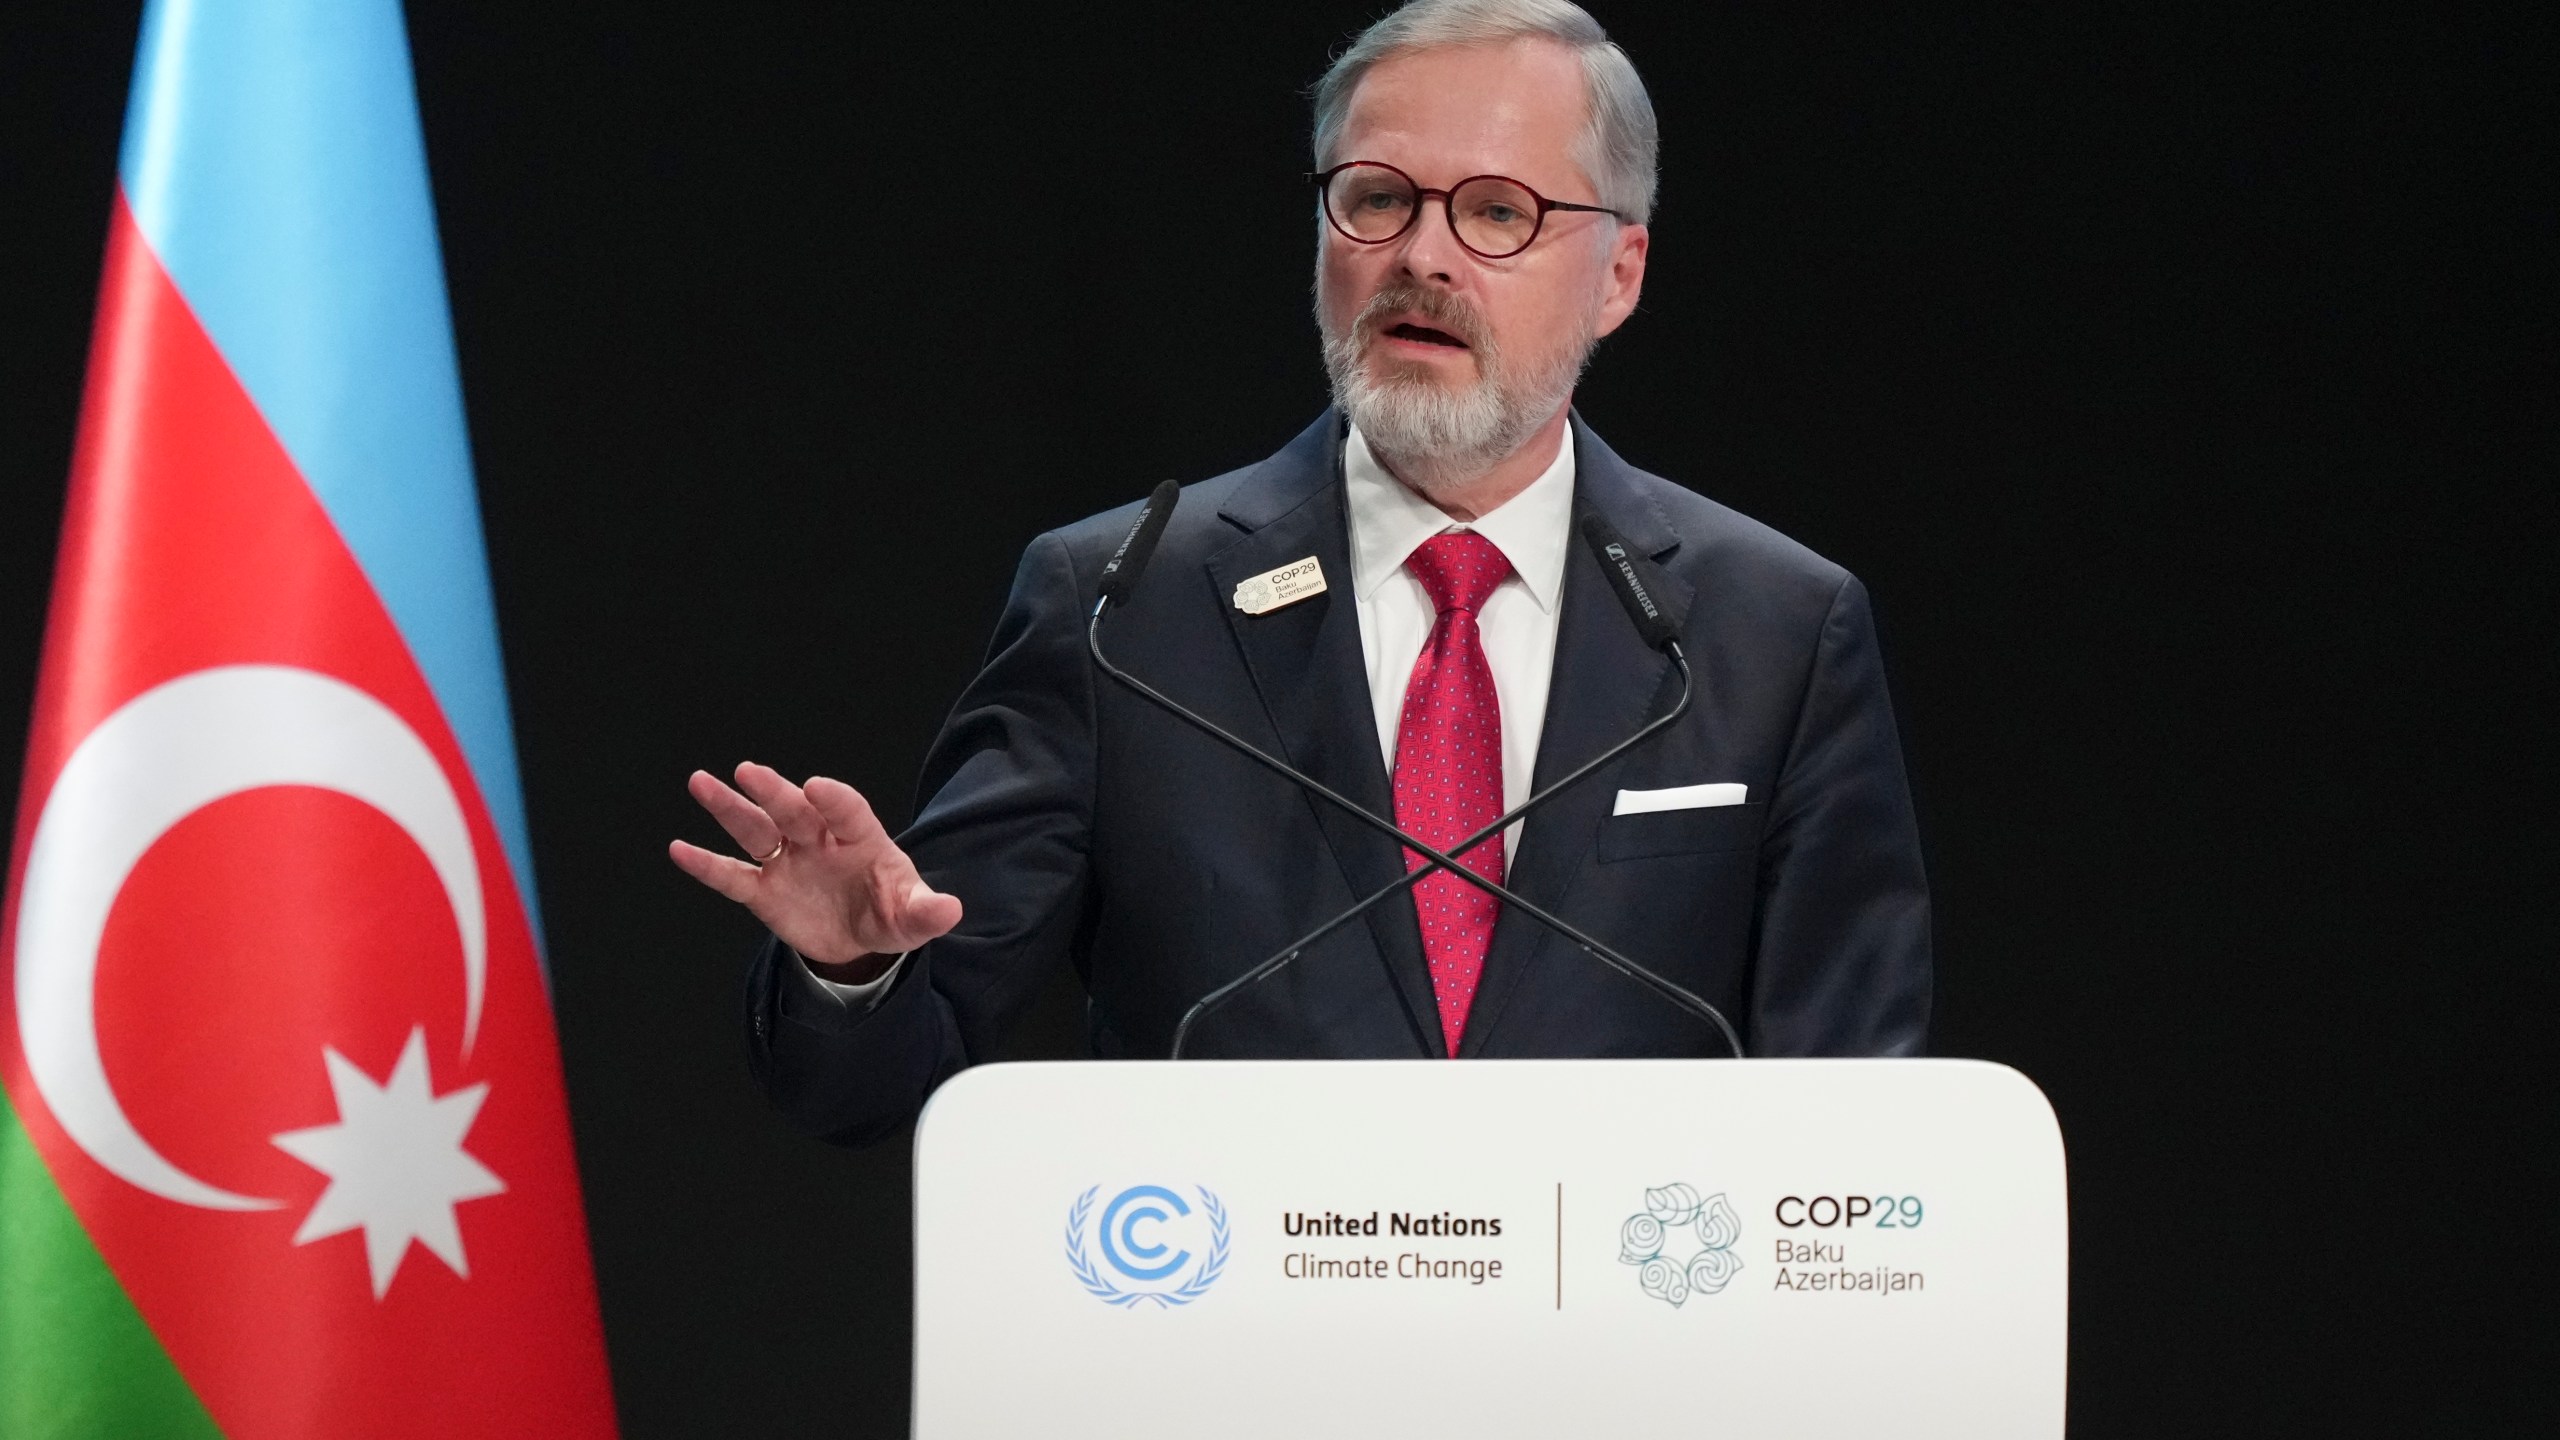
[[671, 0, 1930, 1143]]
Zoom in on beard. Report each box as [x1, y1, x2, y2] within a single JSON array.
[[1317, 275, 1597, 497]]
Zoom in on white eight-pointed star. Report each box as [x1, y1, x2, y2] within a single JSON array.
[[271, 1027, 505, 1298]]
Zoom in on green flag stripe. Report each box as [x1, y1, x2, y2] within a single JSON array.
[[0, 1087, 225, 1439]]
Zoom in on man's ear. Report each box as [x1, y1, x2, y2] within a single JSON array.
[[1593, 223, 1650, 339]]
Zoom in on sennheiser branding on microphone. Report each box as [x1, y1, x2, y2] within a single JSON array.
[[1602, 542, 1662, 622], [1583, 514, 1682, 649], [1099, 480, 1181, 603], [1102, 506, 1156, 579]]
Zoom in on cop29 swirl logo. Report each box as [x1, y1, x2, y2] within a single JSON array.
[[1620, 1183, 1743, 1306], [1065, 1184, 1230, 1308]]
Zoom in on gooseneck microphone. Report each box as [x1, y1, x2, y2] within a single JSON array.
[[1168, 513, 1742, 1059], [1085, 486, 1743, 1061], [1582, 510, 1683, 648], [1085, 496, 1603, 1009], [1085, 489, 1516, 928], [1098, 478, 1181, 605]]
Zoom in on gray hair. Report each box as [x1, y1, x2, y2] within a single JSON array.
[[1311, 0, 1659, 225]]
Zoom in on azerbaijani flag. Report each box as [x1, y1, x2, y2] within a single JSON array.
[[0, 2, 619, 1434]]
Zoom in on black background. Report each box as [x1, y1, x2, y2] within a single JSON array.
[[3, 2, 2552, 1434]]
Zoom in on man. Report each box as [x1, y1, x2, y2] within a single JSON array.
[[670, 0, 1930, 1145]]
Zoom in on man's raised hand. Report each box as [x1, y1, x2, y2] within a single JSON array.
[[668, 762, 963, 979]]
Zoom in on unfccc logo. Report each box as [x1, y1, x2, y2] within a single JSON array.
[[1064, 1184, 1229, 1308]]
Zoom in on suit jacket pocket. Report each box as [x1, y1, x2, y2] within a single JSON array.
[[1596, 801, 1765, 862]]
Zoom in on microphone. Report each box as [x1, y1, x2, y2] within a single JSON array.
[[1086, 491, 1549, 933], [1086, 482, 1742, 1060], [1099, 479, 1180, 604], [1166, 510, 1742, 1059], [1583, 510, 1682, 647]]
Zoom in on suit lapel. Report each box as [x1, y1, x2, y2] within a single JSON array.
[[1457, 419, 1691, 1056], [1207, 416, 1443, 1056]]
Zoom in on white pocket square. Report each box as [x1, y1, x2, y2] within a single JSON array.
[[1612, 783, 1748, 816]]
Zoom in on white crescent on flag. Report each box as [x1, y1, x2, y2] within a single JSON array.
[[12, 664, 486, 1211]]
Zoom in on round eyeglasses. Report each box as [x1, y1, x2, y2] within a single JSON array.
[[1312, 160, 1627, 261]]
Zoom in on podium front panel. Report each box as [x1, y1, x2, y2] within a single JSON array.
[[911, 1059, 2066, 1438]]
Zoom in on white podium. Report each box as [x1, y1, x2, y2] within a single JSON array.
[[911, 1060, 2066, 1438]]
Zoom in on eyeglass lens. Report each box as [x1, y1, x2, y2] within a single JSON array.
[[1327, 166, 1544, 258]]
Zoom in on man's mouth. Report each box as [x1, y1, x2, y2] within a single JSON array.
[[1381, 321, 1469, 350]]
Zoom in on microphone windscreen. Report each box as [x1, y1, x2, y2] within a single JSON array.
[[1099, 479, 1182, 603], [1580, 512, 1682, 650]]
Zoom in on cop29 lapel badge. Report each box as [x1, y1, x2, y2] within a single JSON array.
[[1233, 557, 1327, 615], [1066, 1183, 1231, 1308]]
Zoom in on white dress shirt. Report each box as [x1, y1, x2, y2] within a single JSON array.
[[1343, 421, 1574, 857], [800, 419, 1579, 1008]]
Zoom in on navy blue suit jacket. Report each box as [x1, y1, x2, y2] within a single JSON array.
[[745, 413, 1931, 1143]]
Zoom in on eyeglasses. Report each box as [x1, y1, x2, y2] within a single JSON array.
[[1312, 160, 1627, 261]]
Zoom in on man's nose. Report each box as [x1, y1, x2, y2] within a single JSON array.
[[1392, 195, 1462, 286]]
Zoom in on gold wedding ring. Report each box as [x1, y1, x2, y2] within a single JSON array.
[[758, 838, 786, 864]]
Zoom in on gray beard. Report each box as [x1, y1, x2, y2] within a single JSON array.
[[1318, 283, 1597, 497]]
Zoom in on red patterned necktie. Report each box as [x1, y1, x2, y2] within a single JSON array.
[[1393, 531, 1514, 1056]]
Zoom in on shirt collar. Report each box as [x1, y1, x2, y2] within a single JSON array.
[[1343, 421, 1577, 613]]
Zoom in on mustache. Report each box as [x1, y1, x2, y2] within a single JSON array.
[[1352, 282, 1491, 353]]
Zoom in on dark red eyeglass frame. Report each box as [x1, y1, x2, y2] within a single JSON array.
[[1311, 160, 1628, 260]]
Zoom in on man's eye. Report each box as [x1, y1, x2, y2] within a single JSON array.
[[1479, 203, 1524, 225], [1356, 191, 1404, 212]]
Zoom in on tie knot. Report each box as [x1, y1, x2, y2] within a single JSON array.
[[1405, 531, 1512, 615]]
